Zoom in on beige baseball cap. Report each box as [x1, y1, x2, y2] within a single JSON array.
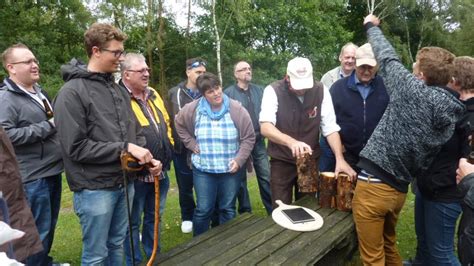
[[356, 43, 377, 67], [287, 57, 314, 90]]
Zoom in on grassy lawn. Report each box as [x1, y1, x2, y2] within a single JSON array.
[[49, 170, 417, 265]]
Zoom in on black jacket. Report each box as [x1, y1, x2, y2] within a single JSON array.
[[54, 59, 145, 191], [224, 83, 263, 140], [458, 172, 474, 265], [167, 82, 200, 154], [417, 88, 470, 202]]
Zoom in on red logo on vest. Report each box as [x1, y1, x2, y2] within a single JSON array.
[[307, 106, 318, 119]]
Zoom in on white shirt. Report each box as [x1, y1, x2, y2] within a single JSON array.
[[17, 84, 51, 111], [259, 84, 340, 137]]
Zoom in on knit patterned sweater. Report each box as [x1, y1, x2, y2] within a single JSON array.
[[357, 24, 465, 192]]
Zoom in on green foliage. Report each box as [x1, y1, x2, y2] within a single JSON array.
[[0, 1, 93, 96]]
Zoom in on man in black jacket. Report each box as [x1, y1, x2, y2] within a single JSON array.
[[225, 61, 272, 215], [119, 53, 173, 265], [168, 58, 206, 233], [54, 23, 161, 265]]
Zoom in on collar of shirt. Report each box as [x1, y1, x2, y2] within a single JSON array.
[[125, 84, 151, 102], [339, 68, 353, 79], [354, 75, 374, 100]]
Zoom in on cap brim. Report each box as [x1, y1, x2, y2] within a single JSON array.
[[289, 77, 314, 90], [356, 59, 377, 67]]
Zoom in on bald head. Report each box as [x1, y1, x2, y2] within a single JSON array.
[[234, 61, 252, 88]]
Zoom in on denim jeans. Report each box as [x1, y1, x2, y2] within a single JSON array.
[[124, 174, 169, 266], [192, 166, 242, 236], [251, 139, 272, 214], [237, 139, 272, 215], [415, 191, 461, 266], [318, 136, 335, 172], [73, 183, 134, 266], [173, 152, 195, 221], [24, 174, 62, 266]]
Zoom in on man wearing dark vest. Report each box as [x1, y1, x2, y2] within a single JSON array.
[[260, 57, 356, 207]]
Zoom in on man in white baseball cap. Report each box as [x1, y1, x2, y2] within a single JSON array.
[[260, 57, 356, 207]]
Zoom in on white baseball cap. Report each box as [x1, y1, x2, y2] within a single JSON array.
[[356, 43, 377, 67], [287, 57, 314, 90]]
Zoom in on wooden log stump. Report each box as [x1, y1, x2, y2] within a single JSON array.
[[319, 172, 336, 208], [296, 153, 318, 193], [336, 173, 355, 212]]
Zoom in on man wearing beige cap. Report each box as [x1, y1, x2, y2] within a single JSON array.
[[260, 57, 356, 208], [330, 43, 389, 171]]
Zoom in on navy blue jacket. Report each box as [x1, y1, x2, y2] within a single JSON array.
[[330, 72, 389, 160]]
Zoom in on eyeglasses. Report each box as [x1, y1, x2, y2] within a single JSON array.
[[126, 68, 151, 74], [101, 48, 126, 58], [187, 60, 206, 69], [236, 67, 252, 72], [10, 58, 40, 66]]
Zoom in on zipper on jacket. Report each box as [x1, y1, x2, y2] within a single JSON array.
[[363, 100, 367, 143]]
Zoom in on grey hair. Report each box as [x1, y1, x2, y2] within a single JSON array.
[[121, 53, 146, 72], [339, 42, 358, 58]]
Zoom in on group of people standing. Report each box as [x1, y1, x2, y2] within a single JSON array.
[[0, 13, 473, 266]]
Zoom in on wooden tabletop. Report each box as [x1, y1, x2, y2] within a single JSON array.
[[156, 196, 357, 265]]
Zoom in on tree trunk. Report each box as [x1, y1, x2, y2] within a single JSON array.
[[186, 0, 191, 59], [146, 0, 155, 84], [157, 0, 167, 95], [211, 0, 222, 83]]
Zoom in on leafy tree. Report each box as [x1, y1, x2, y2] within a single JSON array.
[[0, 1, 93, 96]]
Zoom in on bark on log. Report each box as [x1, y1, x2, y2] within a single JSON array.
[[319, 172, 337, 208], [336, 173, 355, 212], [296, 153, 318, 193]]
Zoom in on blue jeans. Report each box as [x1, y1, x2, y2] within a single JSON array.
[[124, 174, 170, 266], [173, 152, 195, 221], [319, 137, 335, 172], [73, 183, 134, 266], [415, 191, 461, 266], [237, 139, 272, 215], [24, 174, 62, 266], [192, 167, 242, 236]]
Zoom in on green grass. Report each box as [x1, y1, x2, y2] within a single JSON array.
[[49, 170, 417, 265]]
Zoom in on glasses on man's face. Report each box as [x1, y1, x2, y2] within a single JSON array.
[[126, 68, 151, 74], [10, 58, 40, 66], [187, 60, 206, 69], [101, 48, 126, 58], [236, 67, 252, 72]]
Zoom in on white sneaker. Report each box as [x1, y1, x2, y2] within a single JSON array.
[[181, 221, 193, 233]]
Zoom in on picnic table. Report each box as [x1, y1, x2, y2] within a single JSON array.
[[156, 196, 357, 265]]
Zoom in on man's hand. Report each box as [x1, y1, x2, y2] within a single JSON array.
[[456, 158, 474, 184], [127, 143, 153, 165], [364, 14, 380, 26], [229, 159, 240, 173], [335, 159, 357, 182], [149, 159, 163, 177], [288, 140, 312, 158]]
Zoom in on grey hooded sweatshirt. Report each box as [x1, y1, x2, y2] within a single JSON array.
[[357, 24, 466, 193]]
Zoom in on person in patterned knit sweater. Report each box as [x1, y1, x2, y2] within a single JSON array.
[[352, 14, 465, 265]]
